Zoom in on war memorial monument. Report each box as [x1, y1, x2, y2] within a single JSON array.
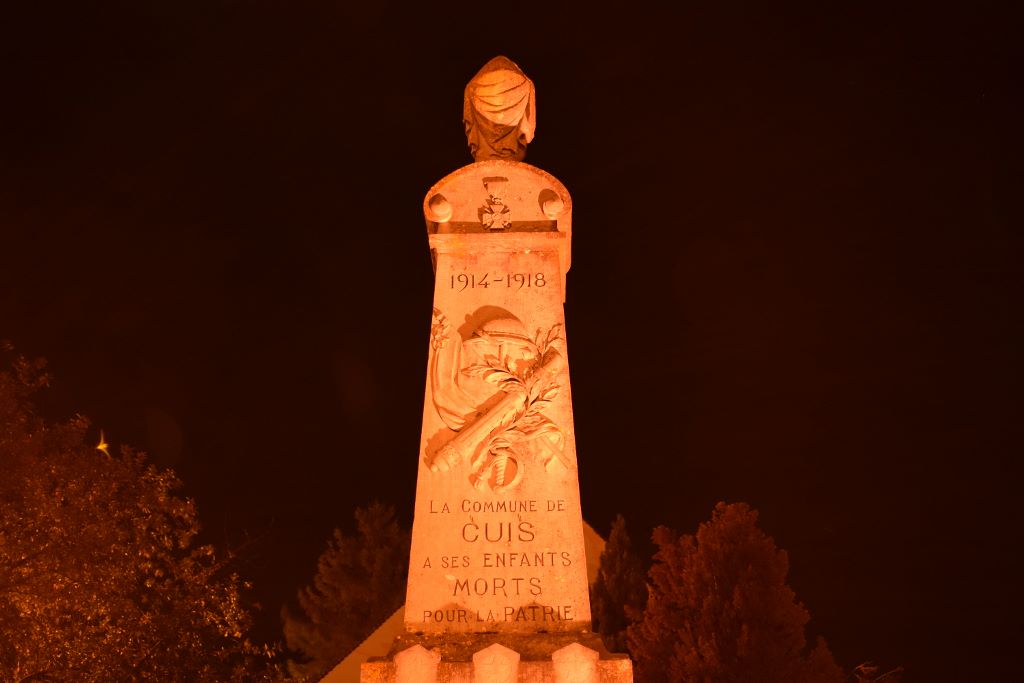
[[359, 56, 633, 683]]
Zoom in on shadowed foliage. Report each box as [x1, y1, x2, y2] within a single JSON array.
[[0, 351, 276, 681], [591, 514, 647, 654], [283, 502, 410, 679], [628, 502, 843, 683]]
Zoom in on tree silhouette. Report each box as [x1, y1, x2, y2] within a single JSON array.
[[0, 352, 275, 681], [628, 502, 843, 683], [591, 514, 647, 653], [283, 502, 410, 679]]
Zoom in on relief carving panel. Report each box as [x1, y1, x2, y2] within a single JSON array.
[[427, 307, 571, 494]]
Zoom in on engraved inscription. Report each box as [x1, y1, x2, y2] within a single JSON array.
[[449, 272, 547, 290], [415, 496, 579, 625], [422, 605, 573, 624]]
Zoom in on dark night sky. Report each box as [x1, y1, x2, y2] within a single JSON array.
[[2, 2, 1020, 680]]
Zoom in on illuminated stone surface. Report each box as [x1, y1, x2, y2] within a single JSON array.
[[358, 56, 631, 683], [472, 643, 519, 683], [552, 643, 599, 683], [406, 162, 588, 637], [463, 56, 535, 162], [394, 645, 439, 683]]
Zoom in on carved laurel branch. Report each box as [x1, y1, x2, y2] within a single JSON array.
[[462, 324, 565, 493], [430, 307, 451, 350], [535, 322, 563, 357], [461, 322, 563, 390]]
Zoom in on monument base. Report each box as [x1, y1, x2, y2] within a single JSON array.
[[360, 631, 632, 683]]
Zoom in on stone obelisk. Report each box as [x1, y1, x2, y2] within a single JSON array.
[[361, 56, 631, 683]]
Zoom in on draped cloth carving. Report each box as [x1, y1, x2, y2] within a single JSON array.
[[463, 56, 536, 162]]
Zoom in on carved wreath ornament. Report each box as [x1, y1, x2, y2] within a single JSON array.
[[427, 308, 571, 493]]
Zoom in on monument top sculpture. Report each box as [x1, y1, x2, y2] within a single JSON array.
[[463, 56, 536, 162]]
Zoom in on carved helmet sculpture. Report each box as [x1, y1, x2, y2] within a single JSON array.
[[467, 313, 540, 378], [463, 56, 536, 162], [476, 313, 534, 346]]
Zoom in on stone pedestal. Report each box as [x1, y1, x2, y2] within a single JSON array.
[[359, 57, 631, 683], [409, 160, 588, 630]]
